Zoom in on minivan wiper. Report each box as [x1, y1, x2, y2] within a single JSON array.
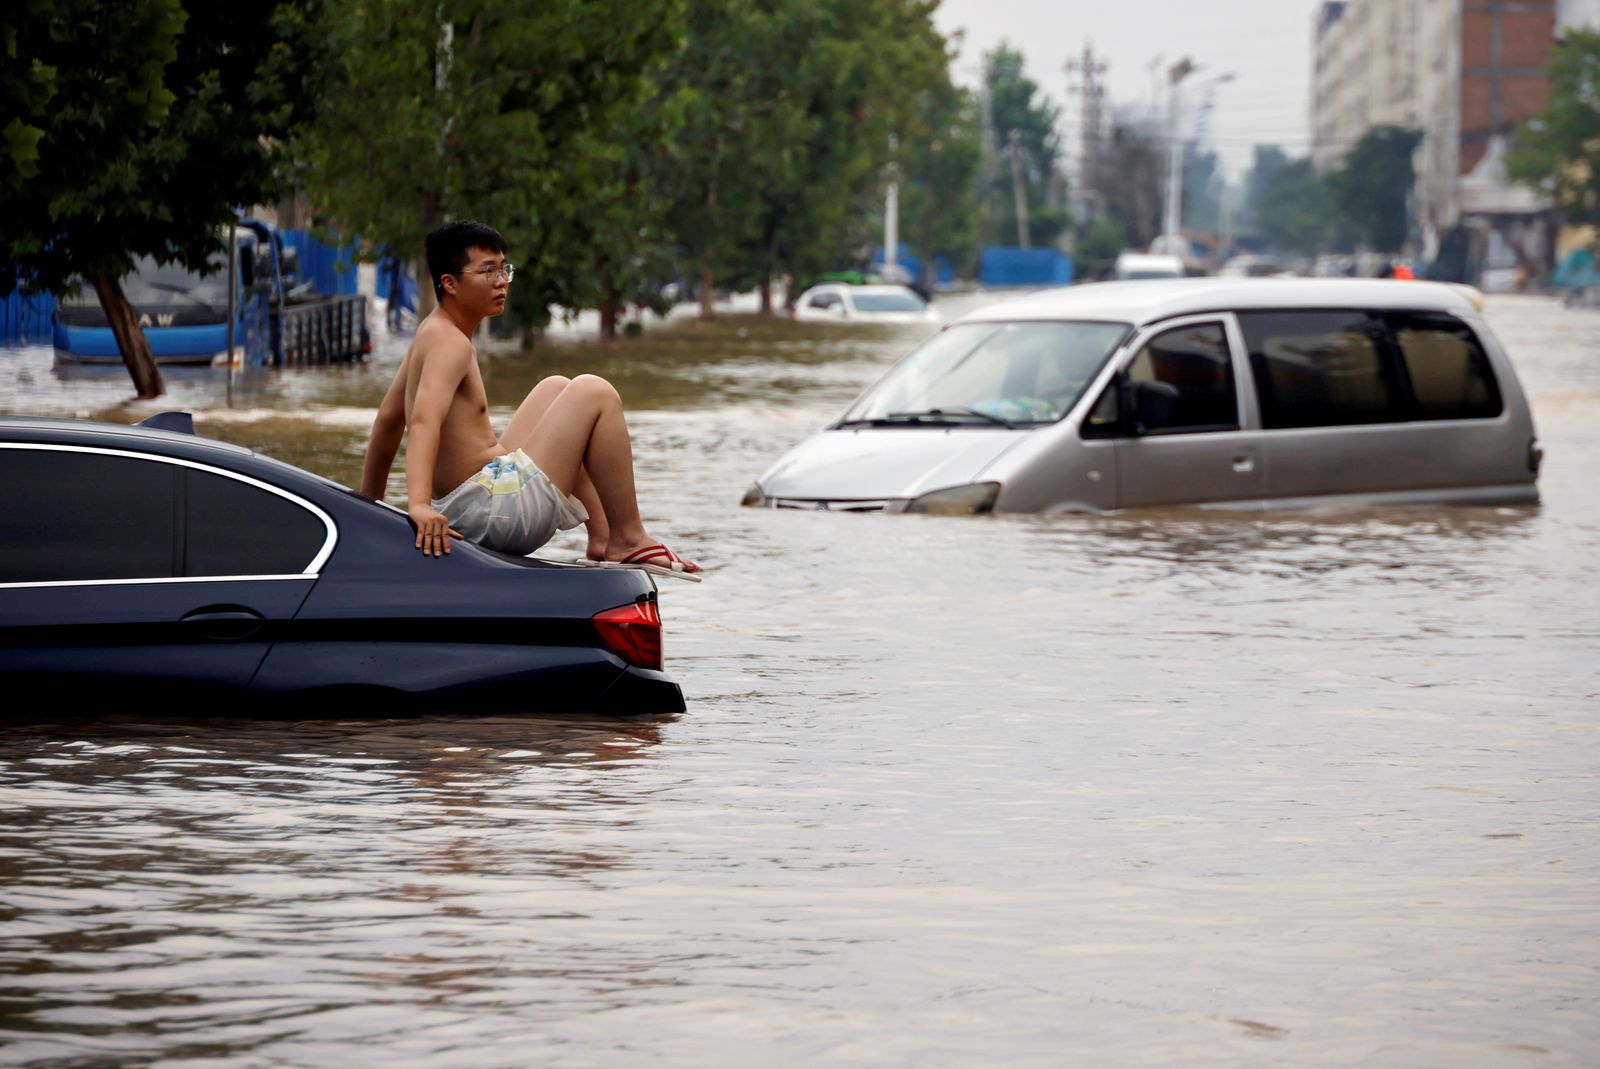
[[837, 407, 1016, 429]]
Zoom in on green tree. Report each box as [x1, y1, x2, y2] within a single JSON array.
[[2, 0, 327, 397], [1250, 155, 1334, 255], [1507, 28, 1600, 232], [657, 0, 952, 317], [762, 0, 950, 307], [1329, 125, 1421, 252], [291, 0, 681, 336], [1075, 216, 1127, 279], [901, 83, 982, 289], [981, 44, 1067, 248]]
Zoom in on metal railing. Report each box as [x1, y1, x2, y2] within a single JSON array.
[[275, 295, 369, 366]]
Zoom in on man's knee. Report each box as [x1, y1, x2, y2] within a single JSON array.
[[534, 375, 572, 393], [571, 374, 620, 406]]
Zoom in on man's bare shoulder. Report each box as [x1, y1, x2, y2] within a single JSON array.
[[412, 315, 475, 364]]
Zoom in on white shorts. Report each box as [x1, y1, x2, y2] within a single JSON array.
[[432, 449, 588, 555]]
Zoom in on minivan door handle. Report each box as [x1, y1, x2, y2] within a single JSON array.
[[1231, 449, 1256, 474], [180, 607, 266, 641]]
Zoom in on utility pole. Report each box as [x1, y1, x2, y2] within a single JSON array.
[[1065, 42, 1108, 225], [884, 135, 899, 270], [1008, 129, 1031, 249], [1161, 56, 1196, 256]]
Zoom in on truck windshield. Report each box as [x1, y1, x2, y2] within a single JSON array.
[[838, 321, 1130, 426], [120, 256, 231, 306]]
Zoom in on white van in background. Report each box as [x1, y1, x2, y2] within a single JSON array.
[[1113, 252, 1186, 281]]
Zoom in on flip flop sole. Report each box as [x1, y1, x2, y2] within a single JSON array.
[[572, 558, 703, 583]]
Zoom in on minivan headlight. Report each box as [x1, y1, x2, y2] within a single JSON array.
[[903, 482, 1000, 515], [740, 483, 767, 508]]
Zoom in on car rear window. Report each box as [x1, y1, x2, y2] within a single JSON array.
[[185, 468, 327, 576], [0, 448, 178, 582]]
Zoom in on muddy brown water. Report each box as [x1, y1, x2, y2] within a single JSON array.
[[1, 294, 1597, 1066]]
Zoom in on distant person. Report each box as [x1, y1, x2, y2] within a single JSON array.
[[1392, 262, 1415, 280], [360, 220, 700, 580]]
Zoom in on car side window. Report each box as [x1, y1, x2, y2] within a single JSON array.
[[1123, 322, 1238, 433], [0, 448, 178, 583], [185, 469, 326, 576], [809, 292, 840, 309], [1238, 311, 1407, 429], [1386, 313, 1503, 420]]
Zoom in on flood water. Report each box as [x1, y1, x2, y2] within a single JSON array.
[[2, 293, 1597, 1067]]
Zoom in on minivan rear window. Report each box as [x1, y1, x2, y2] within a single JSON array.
[[1387, 313, 1502, 420], [1239, 311, 1407, 429]]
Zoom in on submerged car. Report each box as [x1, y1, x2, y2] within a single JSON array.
[[744, 278, 1540, 514], [791, 283, 940, 324], [0, 415, 684, 714]]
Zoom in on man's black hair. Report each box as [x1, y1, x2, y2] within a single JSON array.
[[424, 221, 507, 300]]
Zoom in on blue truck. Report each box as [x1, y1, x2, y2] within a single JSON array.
[[53, 221, 370, 367]]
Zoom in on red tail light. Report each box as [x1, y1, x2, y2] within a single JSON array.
[[592, 599, 663, 670]]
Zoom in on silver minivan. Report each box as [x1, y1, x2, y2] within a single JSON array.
[[743, 279, 1541, 514]]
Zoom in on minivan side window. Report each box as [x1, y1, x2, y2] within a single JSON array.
[[1386, 312, 1503, 420], [1123, 322, 1238, 433], [0, 448, 178, 583], [1238, 311, 1407, 429], [185, 469, 327, 576]]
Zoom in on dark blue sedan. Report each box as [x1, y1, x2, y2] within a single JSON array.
[[0, 414, 685, 715]]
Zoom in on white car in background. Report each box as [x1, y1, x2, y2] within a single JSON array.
[[791, 283, 940, 324]]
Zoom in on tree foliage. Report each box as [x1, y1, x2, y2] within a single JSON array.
[[1328, 125, 1421, 252], [1507, 28, 1600, 229], [657, 0, 952, 316], [290, 0, 682, 333], [1244, 150, 1332, 254], [2, 0, 328, 395], [900, 83, 982, 286], [980, 44, 1067, 248]]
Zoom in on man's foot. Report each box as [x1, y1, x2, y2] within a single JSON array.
[[578, 542, 701, 582]]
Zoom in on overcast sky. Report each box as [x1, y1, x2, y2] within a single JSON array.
[[930, 0, 1326, 181]]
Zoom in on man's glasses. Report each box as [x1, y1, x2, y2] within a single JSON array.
[[459, 263, 515, 284]]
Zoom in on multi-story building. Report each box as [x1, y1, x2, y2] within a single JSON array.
[[1310, 0, 1571, 284]]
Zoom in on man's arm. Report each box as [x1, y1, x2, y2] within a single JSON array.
[[359, 362, 408, 499], [405, 335, 474, 557]]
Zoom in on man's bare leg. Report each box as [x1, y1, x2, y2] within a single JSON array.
[[501, 375, 608, 559], [502, 375, 698, 570]]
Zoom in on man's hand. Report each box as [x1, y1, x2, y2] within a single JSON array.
[[410, 504, 462, 557]]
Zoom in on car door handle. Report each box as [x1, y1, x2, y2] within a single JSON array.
[[180, 607, 266, 641], [1231, 451, 1256, 474]]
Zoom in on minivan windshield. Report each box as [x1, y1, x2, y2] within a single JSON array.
[[837, 321, 1130, 427]]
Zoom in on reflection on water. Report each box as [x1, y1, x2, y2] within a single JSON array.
[[1, 294, 1598, 1066]]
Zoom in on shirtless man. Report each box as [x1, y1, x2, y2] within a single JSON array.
[[359, 220, 699, 580]]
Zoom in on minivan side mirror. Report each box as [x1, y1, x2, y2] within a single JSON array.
[[1127, 379, 1180, 434]]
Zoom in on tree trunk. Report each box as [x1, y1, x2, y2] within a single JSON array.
[[414, 257, 437, 319], [698, 263, 715, 321], [596, 250, 618, 340], [759, 271, 772, 315], [87, 268, 164, 399]]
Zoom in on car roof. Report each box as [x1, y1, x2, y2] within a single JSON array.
[[956, 278, 1480, 326]]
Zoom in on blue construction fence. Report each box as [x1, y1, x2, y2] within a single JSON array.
[[2, 230, 418, 346], [979, 247, 1074, 287]]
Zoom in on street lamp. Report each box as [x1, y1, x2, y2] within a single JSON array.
[[1159, 62, 1235, 258]]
